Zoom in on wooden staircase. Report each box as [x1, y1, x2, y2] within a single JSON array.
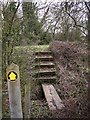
[[32, 51, 56, 83]]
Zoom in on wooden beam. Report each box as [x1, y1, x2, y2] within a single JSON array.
[[42, 84, 64, 110], [49, 85, 64, 109], [7, 63, 23, 118], [42, 84, 56, 110]]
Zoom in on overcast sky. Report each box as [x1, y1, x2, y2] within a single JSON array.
[[1, 0, 90, 3], [34, 0, 60, 3]]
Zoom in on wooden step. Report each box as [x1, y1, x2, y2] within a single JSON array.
[[35, 51, 52, 55], [34, 56, 53, 61], [34, 62, 55, 68], [32, 70, 56, 77], [36, 76, 56, 80], [34, 68, 56, 74], [33, 76, 56, 83], [42, 84, 64, 110]]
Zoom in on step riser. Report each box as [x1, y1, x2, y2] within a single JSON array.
[[35, 51, 52, 55], [33, 79, 56, 83], [39, 80, 56, 83], [33, 65, 55, 68], [34, 58, 54, 61], [33, 73, 56, 77]]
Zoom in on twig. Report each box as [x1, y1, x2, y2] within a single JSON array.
[[85, 2, 90, 13]]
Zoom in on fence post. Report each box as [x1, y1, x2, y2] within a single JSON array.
[[25, 84, 30, 118], [7, 63, 23, 118]]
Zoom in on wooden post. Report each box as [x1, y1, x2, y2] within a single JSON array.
[[0, 81, 2, 120], [25, 84, 30, 118], [7, 63, 23, 118], [0, 3, 2, 119]]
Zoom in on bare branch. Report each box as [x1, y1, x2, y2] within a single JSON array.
[[41, 7, 50, 24], [67, 11, 87, 30], [37, 5, 48, 11], [85, 2, 90, 13], [65, 2, 87, 30]]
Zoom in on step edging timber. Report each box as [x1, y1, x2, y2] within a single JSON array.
[[33, 76, 56, 80]]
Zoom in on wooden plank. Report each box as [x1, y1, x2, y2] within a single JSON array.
[[34, 56, 53, 61], [35, 69, 56, 74], [24, 84, 31, 118], [37, 76, 56, 80], [42, 84, 64, 110], [35, 56, 53, 59], [42, 84, 56, 110], [49, 85, 64, 109], [35, 62, 54, 66], [0, 82, 2, 119]]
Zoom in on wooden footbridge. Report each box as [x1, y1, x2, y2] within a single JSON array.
[[33, 51, 64, 110]]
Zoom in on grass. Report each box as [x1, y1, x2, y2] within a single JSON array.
[[14, 45, 49, 52]]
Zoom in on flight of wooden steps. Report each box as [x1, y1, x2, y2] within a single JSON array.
[[32, 50, 64, 110], [32, 51, 56, 83]]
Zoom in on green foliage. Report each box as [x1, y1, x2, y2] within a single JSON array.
[[22, 2, 43, 44], [54, 27, 82, 41], [21, 2, 52, 45], [3, 2, 17, 36], [39, 32, 52, 45]]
